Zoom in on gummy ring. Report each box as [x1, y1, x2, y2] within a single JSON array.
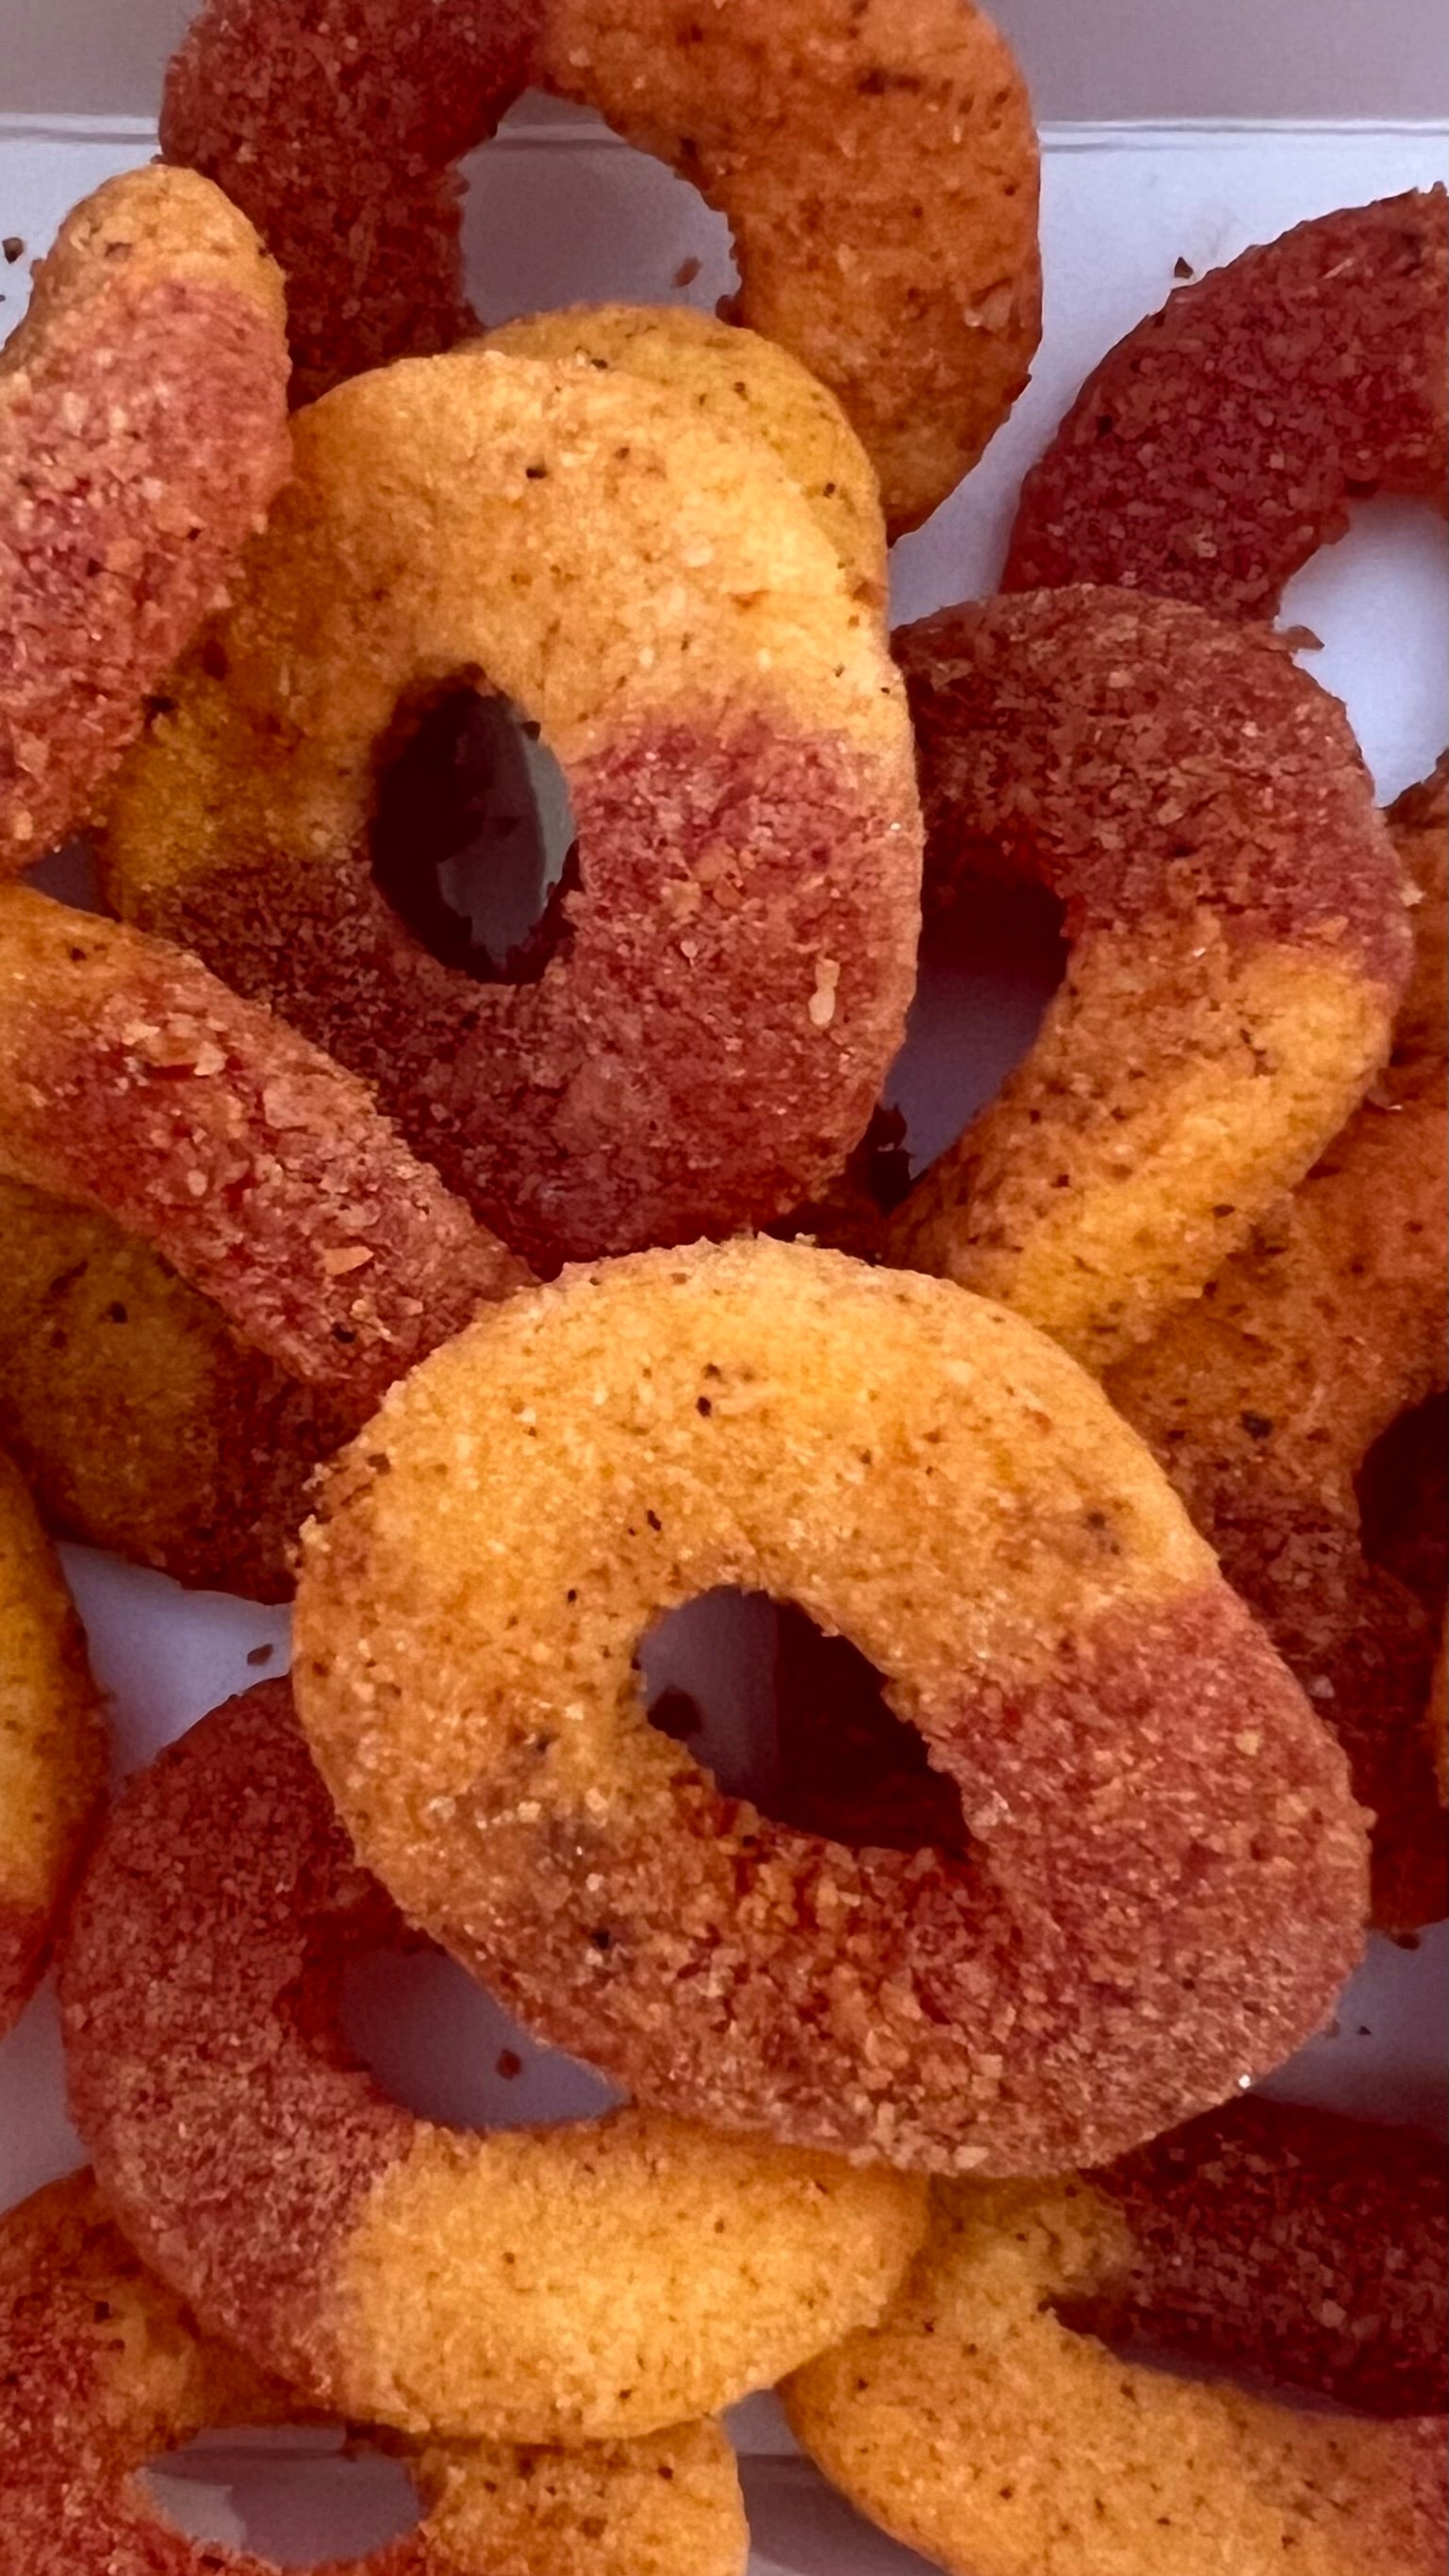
[[481, 301, 887, 607], [782, 2095, 1449, 2576], [0, 1178, 349, 1601], [0, 167, 289, 867], [161, 0, 1042, 531], [103, 350, 921, 1270], [1004, 187, 1449, 619], [0, 889, 528, 1426], [1065, 2095, 1449, 2419], [885, 587, 1411, 1371], [60, 1680, 925, 2443], [0, 1448, 105, 2034], [0, 2172, 750, 2575], [293, 1233, 1368, 2177], [1107, 763, 1448, 1932]]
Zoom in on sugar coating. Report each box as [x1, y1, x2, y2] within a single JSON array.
[[537, 0, 1040, 531], [408, 2420, 748, 2576], [60, 1684, 925, 2444], [782, 2114, 1449, 2576], [1079, 2095, 1447, 2421], [162, 0, 544, 404], [483, 302, 888, 608], [0, 1450, 105, 2035], [0, 2172, 749, 2574], [294, 1235, 1367, 2176], [0, 166, 289, 867], [163, 0, 1040, 529], [0, 890, 528, 1422], [0, 1179, 347, 1600], [105, 351, 921, 1270], [887, 588, 1410, 1370], [1004, 187, 1449, 618], [1107, 765, 1448, 1931]]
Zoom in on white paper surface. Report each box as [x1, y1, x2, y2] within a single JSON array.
[[6, 0, 1448, 122], [0, 102, 1446, 2576]]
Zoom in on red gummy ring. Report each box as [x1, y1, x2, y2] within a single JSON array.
[[0, 890, 527, 1425], [60, 1682, 926, 2443], [293, 1233, 1368, 2177], [1004, 188, 1449, 619], [0, 2171, 750, 2575], [1106, 763, 1448, 1932], [782, 2095, 1449, 2576], [160, 0, 1042, 531], [102, 349, 922, 1270], [886, 587, 1411, 1371], [0, 168, 289, 867]]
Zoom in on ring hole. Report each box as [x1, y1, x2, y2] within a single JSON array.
[[885, 882, 1069, 1179], [465, 96, 740, 324], [370, 678, 578, 983], [1357, 1391, 1448, 1606], [638, 1590, 970, 1854], [24, 834, 102, 906], [142, 2425, 420, 2567], [1278, 497, 1449, 800], [738, 2452, 934, 2575], [339, 1937, 620, 2133]]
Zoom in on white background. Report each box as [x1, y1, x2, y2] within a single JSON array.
[[0, 7, 1446, 2569], [3, 0, 1447, 120]]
